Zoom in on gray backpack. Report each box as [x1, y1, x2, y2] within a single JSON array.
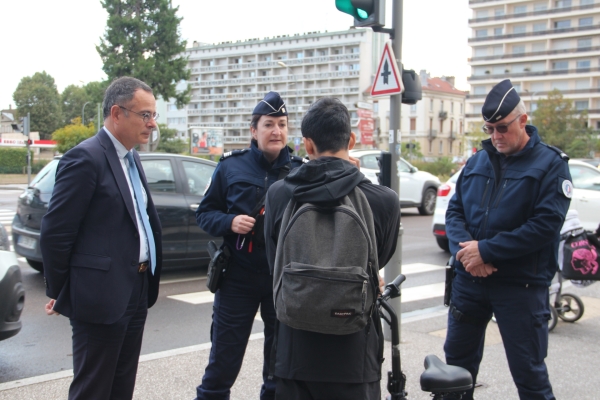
[[272, 187, 379, 335]]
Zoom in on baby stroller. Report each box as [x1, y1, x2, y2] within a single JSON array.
[[551, 210, 597, 331]]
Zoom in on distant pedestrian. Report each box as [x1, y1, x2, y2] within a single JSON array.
[[41, 76, 163, 400], [264, 97, 401, 399], [194, 92, 305, 400], [444, 79, 572, 399]]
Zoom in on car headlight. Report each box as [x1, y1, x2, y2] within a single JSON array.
[[0, 223, 9, 251]]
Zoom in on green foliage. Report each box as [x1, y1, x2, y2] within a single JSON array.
[[13, 71, 63, 139], [0, 148, 31, 174], [61, 85, 96, 127], [400, 141, 423, 161], [97, 0, 191, 107], [411, 157, 458, 181], [532, 89, 594, 158], [155, 124, 188, 154], [52, 117, 96, 154]]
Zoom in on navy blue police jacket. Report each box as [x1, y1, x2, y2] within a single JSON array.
[[196, 141, 305, 273], [446, 126, 572, 287]]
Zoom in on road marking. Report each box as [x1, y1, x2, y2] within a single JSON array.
[[168, 291, 215, 305]]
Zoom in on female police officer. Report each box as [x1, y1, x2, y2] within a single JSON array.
[[194, 92, 305, 400]]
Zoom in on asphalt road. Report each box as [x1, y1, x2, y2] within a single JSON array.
[[0, 184, 450, 383]]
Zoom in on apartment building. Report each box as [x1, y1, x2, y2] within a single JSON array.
[[166, 29, 387, 152], [401, 71, 467, 160], [467, 0, 600, 133]]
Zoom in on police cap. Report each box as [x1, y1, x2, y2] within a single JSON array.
[[482, 79, 521, 122], [252, 91, 288, 117]]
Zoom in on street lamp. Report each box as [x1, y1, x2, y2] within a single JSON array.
[[277, 61, 300, 140], [524, 89, 538, 116], [82, 101, 91, 125]]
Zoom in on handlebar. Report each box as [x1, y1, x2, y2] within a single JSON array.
[[380, 274, 406, 301]]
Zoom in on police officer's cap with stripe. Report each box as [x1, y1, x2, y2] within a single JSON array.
[[252, 91, 288, 117], [482, 79, 521, 122]]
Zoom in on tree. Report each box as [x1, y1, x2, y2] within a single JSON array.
[[52, 117, 96, 154], [400, 141, 423, 160], [97, 0, 191, 107], [532, 89, 593, 158], [13, 71, 63, 139], [156, 124, 187, 154], [61, 81, 108, 128]]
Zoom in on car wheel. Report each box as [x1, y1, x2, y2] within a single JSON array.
[[418, 188, 437, 216], [26, 259, 43, 273], [436, 237, 450, 253]]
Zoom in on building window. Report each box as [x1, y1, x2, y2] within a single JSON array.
[[581, 0, 594, 5], [579, 17, 593, 26], [514, 5, 527, 13], [493, 46, 504, 55], [552, 81, 569, 91], [555, 0, 572, 6], [476, 10, 488, 18], [494, 27, 503, 36], [494, 8, 505, 16], [476, 29, 488, 38], [297, 52, 304, 59], [430, 99, 434, 109], [410, 104, 417, 112], [552, 61, 569, 70], [534, 2, 548, 11], [440, 101, 444, 111], [451, 102, 454, 113], [474, 47, 487, 57], [351, 47, 360, 54], [578, 38, 592, 48], [473, 85, 486, 95], [577, 59, 591, 69], [513, 25, 526, 34], [513, 45, 525, 54], [575, 79, 590, 89], [554, 20, 571, 29], [264, 56, 271, 61], [533, 23, 547, 32], [439, 140, 443, 154], [575, 100, 589, 110], [410, 118, 416, 132], [532, 42, 546, 52]]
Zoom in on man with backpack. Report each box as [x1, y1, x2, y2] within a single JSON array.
[[263, 97, 401, 399]]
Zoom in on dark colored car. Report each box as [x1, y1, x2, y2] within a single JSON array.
[[12, 153, 218, 272], [0, 222, 24, 340]]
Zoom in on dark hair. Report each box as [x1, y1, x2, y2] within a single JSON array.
[[249, 114, 288, 129], [102, 77, 153, 119], [301, 97, 351, 153]]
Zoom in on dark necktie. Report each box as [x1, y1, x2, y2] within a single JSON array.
[[125, 151, 156, 274]]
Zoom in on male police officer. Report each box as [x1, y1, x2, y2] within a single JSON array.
[[444, 79, 572, 399]]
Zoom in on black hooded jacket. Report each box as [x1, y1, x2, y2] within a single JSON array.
[[264, 156, 401, 383]]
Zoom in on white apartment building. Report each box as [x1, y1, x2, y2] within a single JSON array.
[[467, 0, 600, 133], [166, 29, 387, 152], [400, 71, 467, 160]]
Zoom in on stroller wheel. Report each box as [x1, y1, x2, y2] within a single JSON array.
[[556, 293, 584, 322], [549, 306, 558, 332]]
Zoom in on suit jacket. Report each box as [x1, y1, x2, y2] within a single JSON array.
[[41, 129, 163, 325]]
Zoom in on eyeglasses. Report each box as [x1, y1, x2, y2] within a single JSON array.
[[119, 106, 159, 123], [482, 114, 522, 135]]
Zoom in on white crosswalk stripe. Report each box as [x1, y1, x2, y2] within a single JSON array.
[[0, 209, 15, 224], [167, 263, 446, 306]]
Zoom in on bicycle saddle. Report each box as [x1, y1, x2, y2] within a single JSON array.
[[420, 354, 473, 393]]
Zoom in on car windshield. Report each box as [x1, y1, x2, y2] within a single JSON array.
[[569, 163, 600, 192], [30, 159, 59, 193]]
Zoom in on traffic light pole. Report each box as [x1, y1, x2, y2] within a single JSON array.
[[26, 112, 31, 185], [383, 0, 403, 342]]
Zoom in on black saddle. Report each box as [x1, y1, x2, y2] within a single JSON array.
[[420, 354, 473, 394]]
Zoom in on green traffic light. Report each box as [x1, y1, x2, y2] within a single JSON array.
[[335, 0, 372, 21]]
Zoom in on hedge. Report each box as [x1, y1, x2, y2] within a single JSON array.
[[0, 148, 39, 174]]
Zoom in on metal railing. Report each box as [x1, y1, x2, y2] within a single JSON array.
[[469, 24, 600, 43], [468, 66, 600, 81], [469, 3, 599, 23], [469, 46, 600, 63]]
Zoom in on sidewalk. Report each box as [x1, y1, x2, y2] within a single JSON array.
[[1, 284, 599, 400]]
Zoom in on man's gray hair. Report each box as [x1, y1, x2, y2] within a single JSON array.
[[513, 100, 527, 116], [102, 77, 153, 119]]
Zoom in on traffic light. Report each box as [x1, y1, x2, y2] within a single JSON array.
[[401, 69, 423, 105], [335, 0, 385, 28], [11, 116, 30, 136], [406, 143, 416, 150], [376, 151, 392, 188]]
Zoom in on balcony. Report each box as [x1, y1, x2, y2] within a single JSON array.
[[469, 46, 600, 63], [439, 111, 448, 120], [469, 3, 600, 24], [469, 66, 600, 81], [467, 88, 600, 100], [468, 24, 600, 43], [429, 129, 438, 139]]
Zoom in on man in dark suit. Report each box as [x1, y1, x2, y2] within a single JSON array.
[[41, 76, 163, 400]]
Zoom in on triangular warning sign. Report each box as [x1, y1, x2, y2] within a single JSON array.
[[371, 42, 403, 97]]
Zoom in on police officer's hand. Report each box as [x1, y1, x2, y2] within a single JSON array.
[[457, 240, 484, 270], [468, 263, 497, 277], [231, 215, 256, 234], [348, 156, 361, 169]]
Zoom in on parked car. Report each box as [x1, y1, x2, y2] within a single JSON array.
[[573, 158, 600, 169], [432, 159, 600, 252], [349, 149, 441, 215], [12, 153, 218, 272], [0, 222, 24, 341]]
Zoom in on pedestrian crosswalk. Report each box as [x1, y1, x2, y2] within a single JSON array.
[[0, 209, 16, 251], [167, 263, 447, 306]]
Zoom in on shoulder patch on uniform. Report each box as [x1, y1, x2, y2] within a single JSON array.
[[542, 143, 569, 161], [220, 148, 249, 161], [291, 155, 309, 164], [562, 179, 573, 199]]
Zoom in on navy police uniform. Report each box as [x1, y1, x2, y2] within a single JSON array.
[[194, 92, 305, 400], [444, 80, 572, 400]]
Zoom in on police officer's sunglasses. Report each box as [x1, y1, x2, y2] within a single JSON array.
[[482, 114, 522, 135]]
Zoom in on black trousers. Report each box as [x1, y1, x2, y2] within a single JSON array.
[[275, 378, 381, 400], [68, 273, 148, 400]]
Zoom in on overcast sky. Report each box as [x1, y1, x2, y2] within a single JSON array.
[[1, 0, 471, 109]]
